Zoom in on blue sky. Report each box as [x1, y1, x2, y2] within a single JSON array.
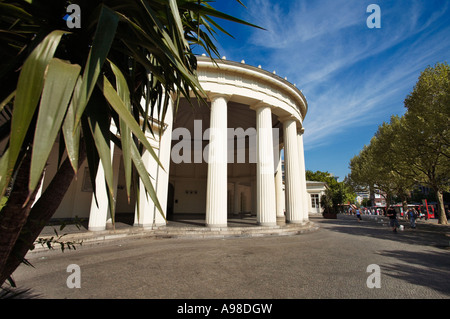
[[195, 0, 450, 181]]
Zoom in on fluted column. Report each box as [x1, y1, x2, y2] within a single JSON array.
[[255, 104, 276, 226], [275, 148, 285, 219], [106, 151, 121, 229], [88, 125, 119, 231], [297, 127, 309, 222], [153, 95, 174, 226], [205, 94, 229, 227], [282, 117, 303, 223], [134, 148, 158, 227]]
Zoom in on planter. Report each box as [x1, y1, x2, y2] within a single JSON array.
[[323, 213, 337, 219]]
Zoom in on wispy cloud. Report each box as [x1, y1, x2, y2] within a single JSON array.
[[234, 0, 450, 152]]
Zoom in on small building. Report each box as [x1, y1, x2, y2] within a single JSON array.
[[306, 181, 327, 215]]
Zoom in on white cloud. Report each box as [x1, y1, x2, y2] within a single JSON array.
[[238, 0, 450, 151]]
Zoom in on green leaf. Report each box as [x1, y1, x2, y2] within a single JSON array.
[[62, 76, 83, 173], [73, 5, 119, 130], [99, 74, 166, 218], [0, 149, 10, 197], [81, 116, 100, 200], [130, 139, 164, 218], [108, 60, 132, 203], [184, 2, 264, 30], [85, 90, 116, 224], [0, 3, 34, 22], [99, 75, 163, 169], [29, 58, 81, 192], [168, 0, 188, 48], [0, 90, 15, 113], [0, 30, 66, 196]]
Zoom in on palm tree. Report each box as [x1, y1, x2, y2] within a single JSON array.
[[0, 0, 261, 287]]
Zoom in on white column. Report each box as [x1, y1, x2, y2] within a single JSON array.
[[255, 104, 276, 226], [106, 151, 121, 229], [31, 170, 45, 208], [282, 117, 303, 223], [134, 148, 158, 227], [88, 162, 108, 231], [205, 94, 228, 227], [134, 96, 174, 228], [153, 97, 174, 226], [88, 126, 118, 231], [275, 148, 285, 219], [297, 128, 309, 222]]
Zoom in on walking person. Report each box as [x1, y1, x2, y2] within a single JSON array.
[[356, 207, 362, 222], [408, 208, 417, 229], [387, 205, 399, 233]]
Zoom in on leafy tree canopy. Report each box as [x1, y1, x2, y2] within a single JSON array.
[[348, 62, 449, 224]]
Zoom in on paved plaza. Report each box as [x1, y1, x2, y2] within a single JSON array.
[[7, 214, 450, 300]]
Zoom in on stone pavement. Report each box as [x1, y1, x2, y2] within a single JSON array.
[[31, 213, 320, 252], [6, 214, 450, 302]]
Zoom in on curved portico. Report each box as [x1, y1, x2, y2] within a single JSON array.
[[169, 56, 309, 228], [84, 56, 309, 231]]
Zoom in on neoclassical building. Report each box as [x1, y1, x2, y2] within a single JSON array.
[[40, 56, 310, 230]]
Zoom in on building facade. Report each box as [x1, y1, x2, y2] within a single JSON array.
[[306, 181, 327, 215], [39, 57, 310, 230]]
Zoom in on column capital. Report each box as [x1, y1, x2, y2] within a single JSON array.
[[207, 92, 232, 103], [278, 115, 298, 123], [250, 101, 272, 111], [297, 127, 305, 135]]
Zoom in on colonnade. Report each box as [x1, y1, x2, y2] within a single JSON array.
[[87, 92, 308, 231], [204, 95, 308, 228], [87, 100, 174, 231]]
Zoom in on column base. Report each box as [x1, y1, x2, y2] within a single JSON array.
[[257, 222, 277, 227], [89, 226, 106, 232], [286, 219, 304, 224], [134, 223, 166, 229], [206, 223, 227, 228], [276, 217, 286, 225]]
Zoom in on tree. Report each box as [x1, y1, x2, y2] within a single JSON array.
[[0, 0, 261, 287], [348, 63, 449, 225], [348, 117, 416, 213], [347, 143, 396, 207], [372, 116, 416, 212], [306, 170, 355, 213], [401, 62, 450, 224]]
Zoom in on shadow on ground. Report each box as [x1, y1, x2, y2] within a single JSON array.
[[0, 286, 41, 299], [377, 249, 450, 296], [313, 214, 450, 296], [314, 214, 450, 249]]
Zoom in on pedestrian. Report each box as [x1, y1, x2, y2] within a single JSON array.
[[356, 207, 362, 222], [387, 206, 399, 233], [408, 208, 417, 229]]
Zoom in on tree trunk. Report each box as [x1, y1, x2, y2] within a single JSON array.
[[0, 152, 40, 285], [436, 190, 448, 225], [0, 143, 86, 286], [402, 196, 408, 220]]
